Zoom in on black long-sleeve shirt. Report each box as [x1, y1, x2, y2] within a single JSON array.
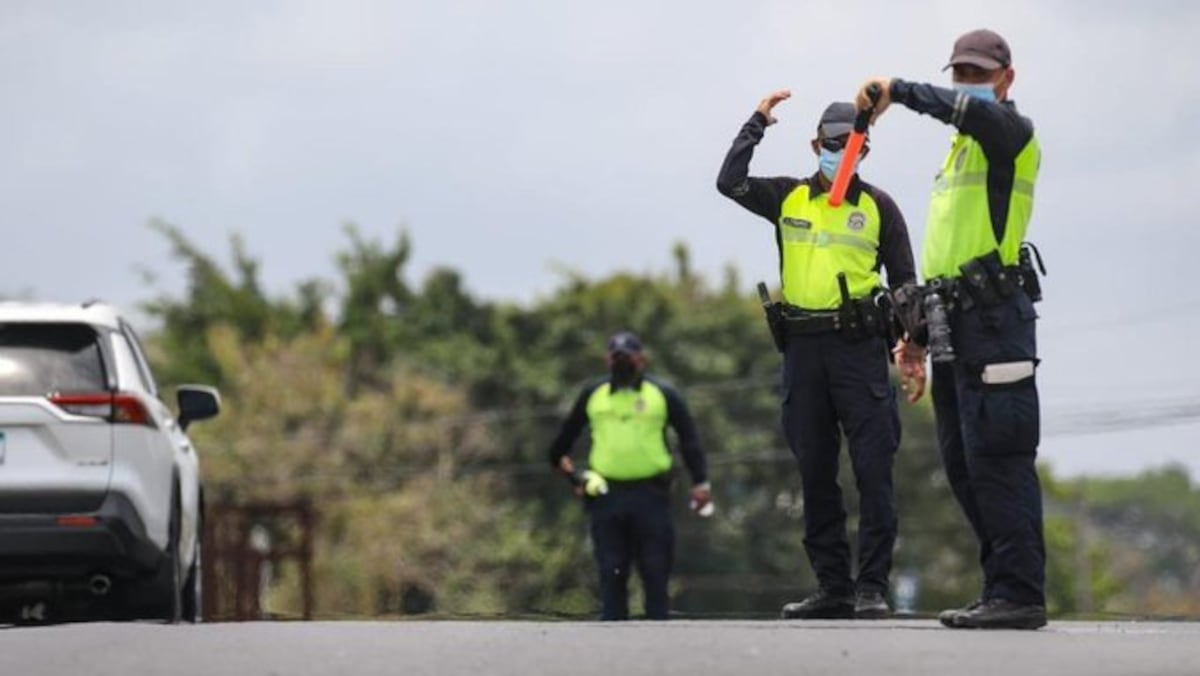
[[889, 79, 1037, 246], [715, 111, 916, 289], [546, 375, 707, 485]]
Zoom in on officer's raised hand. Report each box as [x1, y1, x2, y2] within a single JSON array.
[[855, 78, 894, 124], [756, 89, 792, 126]]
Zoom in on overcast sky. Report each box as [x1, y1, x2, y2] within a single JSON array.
[[2, 0, 1198, 478]]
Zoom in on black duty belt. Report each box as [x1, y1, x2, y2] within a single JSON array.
[[781, 304, 889, 339], [781, 310, 841, 336], [929, 265, 1024, 313]]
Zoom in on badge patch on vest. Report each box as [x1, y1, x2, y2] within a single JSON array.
[[781, 217, 812, 230], [847, 212, 866, 232]]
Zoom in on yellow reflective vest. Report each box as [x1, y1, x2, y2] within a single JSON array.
[[586, 380, 672, 481], [777, 183, 884, 310], [923, 132, 1040, 279]]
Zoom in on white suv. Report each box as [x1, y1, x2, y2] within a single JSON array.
[[0, 301, 218, 623]]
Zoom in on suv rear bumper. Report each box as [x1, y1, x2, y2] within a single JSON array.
[[0, 492, 164, 581]]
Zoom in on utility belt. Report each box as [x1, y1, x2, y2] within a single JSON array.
[[757, 276, 893, 352], [780, 298, 890, 340], [890, 244, 1047, 362], [928, 245, 1046, 313]]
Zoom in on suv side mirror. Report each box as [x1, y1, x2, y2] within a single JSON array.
[[177, 385, 221, 432]]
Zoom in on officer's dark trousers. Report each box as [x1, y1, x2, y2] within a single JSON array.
[[781, 333, 900, 597], [931, 291, 1045, 606], [587, 479, 674, 621]]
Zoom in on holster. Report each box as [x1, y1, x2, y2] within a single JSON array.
[[1018, 242, 1047, 303], [757, 282, 786, 352], [889, 282, 929, 346]]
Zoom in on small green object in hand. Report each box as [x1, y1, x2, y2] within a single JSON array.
[[583, 470, 609, 497]]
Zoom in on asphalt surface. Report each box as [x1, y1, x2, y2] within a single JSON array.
[[1, 619, 1197, 676]]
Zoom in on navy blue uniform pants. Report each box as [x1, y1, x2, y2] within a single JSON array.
[[931, 291, 1045, 606], [587, 480, 674, 620], [781, 333, 900, 597]]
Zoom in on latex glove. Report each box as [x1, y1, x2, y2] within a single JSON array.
[[582, 470, 609, 498]]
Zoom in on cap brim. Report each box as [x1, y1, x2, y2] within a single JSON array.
[[942, 54, 1005, 71], [819, 122, 854, 138]]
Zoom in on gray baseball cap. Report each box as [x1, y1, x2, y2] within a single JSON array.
[[817, 102, 857, 138], [944, 28, 1012, 71], [607, 331, 644, 355]]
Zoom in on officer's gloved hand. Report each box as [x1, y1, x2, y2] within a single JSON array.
[[582, 470, 609, 498]]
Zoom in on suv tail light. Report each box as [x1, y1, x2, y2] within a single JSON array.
[[49, 392, 155, 428]]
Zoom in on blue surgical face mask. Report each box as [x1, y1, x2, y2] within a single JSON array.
[[819, 147, 844, 181], [954, 82, 997, 103]]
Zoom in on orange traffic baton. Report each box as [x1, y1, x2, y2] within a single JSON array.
[[828, 84, 880, 207]]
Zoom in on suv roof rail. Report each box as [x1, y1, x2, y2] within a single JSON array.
[[81, 298, 105, 308]]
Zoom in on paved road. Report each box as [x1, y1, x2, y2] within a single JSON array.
[[1, 619, 1197, 676]]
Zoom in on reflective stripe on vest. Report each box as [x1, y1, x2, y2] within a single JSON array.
[[586, 381, 672, 481], [922, 133, 1041, 279], [777, 184, 882, 310]]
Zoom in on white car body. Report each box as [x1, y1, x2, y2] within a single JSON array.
[[0, 301, 218, 621]]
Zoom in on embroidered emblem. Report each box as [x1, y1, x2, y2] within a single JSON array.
[[847, 212, 867, 232]]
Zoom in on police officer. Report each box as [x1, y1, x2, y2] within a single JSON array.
[[717, 94, 916, 619], [547, 332, 710, 621], [856, 28, 1047, 629]]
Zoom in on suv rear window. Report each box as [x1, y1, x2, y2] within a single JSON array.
[[0, 323, 107, 396]]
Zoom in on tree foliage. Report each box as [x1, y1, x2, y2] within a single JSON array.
[[141, 221, 1199, 619]]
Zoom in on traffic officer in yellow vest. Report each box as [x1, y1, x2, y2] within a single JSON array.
[[548, 332, 710, 621], [716, 96, 916, 619], [856, 28, 1047, 630]]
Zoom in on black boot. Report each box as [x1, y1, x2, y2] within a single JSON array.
[[937, 598, 985, 628], [853, 591, 891, 619], [781, 589, 854, 620], [952, 598, 1046, 630]]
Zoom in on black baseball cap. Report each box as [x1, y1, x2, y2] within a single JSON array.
[[817, 102, 858, 138], [607, 331, 644, 355], [944, 28, 1012, 71]]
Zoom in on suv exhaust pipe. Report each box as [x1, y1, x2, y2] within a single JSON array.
[[88, 574, 112, 597]]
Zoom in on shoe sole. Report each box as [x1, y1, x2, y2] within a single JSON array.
[[854, 608, 891, 620], [781, 608, 855, 620], [949, 614, 1047, 630]]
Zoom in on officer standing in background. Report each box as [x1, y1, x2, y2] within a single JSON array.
[[716, 93, 916, 619], [856, 28, 1047, 630], [548, 332, 710, 621]]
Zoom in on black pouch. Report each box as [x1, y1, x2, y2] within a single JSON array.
[[982, 250, 1019, 298], [959, 252, 1002, 307]]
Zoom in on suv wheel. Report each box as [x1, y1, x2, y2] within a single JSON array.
[[181, 528, 203, 623], [141, 492, 183, 623]]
